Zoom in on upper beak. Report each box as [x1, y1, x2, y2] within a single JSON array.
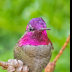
[[39, 28, 51, 31]]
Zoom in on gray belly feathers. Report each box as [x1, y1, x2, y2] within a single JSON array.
[[14, 43, 53, 72]]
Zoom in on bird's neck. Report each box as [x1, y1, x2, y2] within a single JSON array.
[[18, 30, 51, 46]]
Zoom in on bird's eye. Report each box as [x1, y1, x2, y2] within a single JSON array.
[[29, 27, 33, 31]]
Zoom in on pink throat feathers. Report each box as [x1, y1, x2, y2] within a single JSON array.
[[19, 30, 51, 46]]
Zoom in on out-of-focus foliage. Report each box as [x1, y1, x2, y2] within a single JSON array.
[[0, 0, 70, 72]]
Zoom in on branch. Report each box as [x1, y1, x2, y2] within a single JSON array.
[[45, 35, 70, 72], [0, 59, 29, 72]]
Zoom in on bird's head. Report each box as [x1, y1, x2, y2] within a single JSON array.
[[19, 17, 52, 46], [26, 17, 51, 32]]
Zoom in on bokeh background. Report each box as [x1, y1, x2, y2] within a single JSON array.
[[0, 0, 70, 72]]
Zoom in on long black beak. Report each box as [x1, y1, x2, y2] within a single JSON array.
[[39, 28, 51, 31]]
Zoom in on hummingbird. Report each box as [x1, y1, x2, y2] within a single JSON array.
[[14, 17, 54, 72]]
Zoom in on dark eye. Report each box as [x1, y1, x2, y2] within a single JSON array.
[[29, 27, 33, 31]]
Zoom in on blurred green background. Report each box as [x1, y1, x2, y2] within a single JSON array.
[[0, 0, 70, 72]]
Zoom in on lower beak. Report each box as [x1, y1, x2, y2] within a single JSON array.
[[39, 28, 51, 31]]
